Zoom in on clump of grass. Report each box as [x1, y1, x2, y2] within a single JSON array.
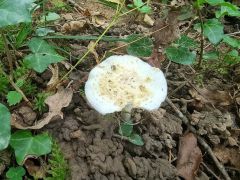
[[33, 92, 50, 113], [46, 140, 69, 180]]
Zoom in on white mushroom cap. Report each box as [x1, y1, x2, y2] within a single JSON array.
[[85, 55, 167, 115]]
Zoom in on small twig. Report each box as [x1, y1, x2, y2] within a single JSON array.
[[197, 8, 204, 68], [226, 31, 240, 36], [1, 32, 13, 76], [166, 97, 231, 180], [9, 77, 32, 107], [201, 162, 221, 180], [67, 0, 85, 11]]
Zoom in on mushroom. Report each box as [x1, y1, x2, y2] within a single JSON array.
[[85, 55, 167, 115]]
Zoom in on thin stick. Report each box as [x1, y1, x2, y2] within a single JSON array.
[[201, 162, 221, 180], [1, 32, 13, 76], [197, 9, 204, 68], [166, 97, 231, 180]]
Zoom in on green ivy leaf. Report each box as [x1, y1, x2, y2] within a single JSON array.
[[24, 38, 64, 73], [0, 0, 35, 28], [139, 5, 152, 14], [175, 35, 198, 48], [119, 120, 133, 137], [40, 12, 60, 22], [10, 130, 52, 165], [223, 35, 240, 48], [126, 34, 153, 57], [36, 28, 55, 37], [7, 91, 23, 106], [165, 46, 196, 65], [0, 103, 11, 150], [220, 2, 240, 17], [6, 166, 26, 180], [128, 133, 144, 146], [203, 19, 224, 44], [203, 51, 219, 60], [224, 50, 240, 64]]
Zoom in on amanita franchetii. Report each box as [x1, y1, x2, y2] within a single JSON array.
[[85, 55, 167, 116]]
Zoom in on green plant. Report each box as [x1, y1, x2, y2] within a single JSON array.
[[118, 119, 144, 146], [10, 130, 52, 165], [128, 0, 152, 14], [164, 0, 240, 71], [34, 92, 50, 113], [6, 166, 26, 180], [46, 140, 69, 180]]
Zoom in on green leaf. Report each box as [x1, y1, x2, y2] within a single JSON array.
[[16, 23, 32, 48], [0, 103, 11, 150], [0, 0, 35, 28], [165, 46, 196, 65], [130, 0, 152, 14], [15, 79, 25, 88], [40, 12, 60, 22], [6, 166, 26, 180], [175, 35, 198, 48], [128, 133, 144, 146], [139, 5, 152, 14], [203, 19, 224, 44], [7, 91, 23, 106], [223, 35, 240, 48], [10, 130, 52, 165], [224, 49, 240, 64], [203, 51, 219, 60], [220, 2, 240, 17], [36, 28, 55, 37], [126, 34, 153, 57], [133, 0, 144, 7], [24, 38, 64, 73], [119, 120, 133, 137]]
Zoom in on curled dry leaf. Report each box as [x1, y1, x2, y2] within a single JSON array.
[[177, 133, 202, 180], [144, 14, 154, 26], [62, 20, 86, 33], [213, 145, 240, 169], [189, 88, 232, 107], [91, 14, 109, 28], [47, 64, 59, 87], [11, 88, 73, 129], [24, 158, 46, 179]]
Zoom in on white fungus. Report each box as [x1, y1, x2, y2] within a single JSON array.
[[85, 55, 167, 115]]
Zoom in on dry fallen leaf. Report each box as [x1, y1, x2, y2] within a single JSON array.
[[11, 88, 73, 129], [177, 133, 202, 180], [214, 145, 240, 169], [62, 20, 86, 33], [153, 10, 180, 49], [24, 158, 46, 179], [47, 64, 59, 87], [189, 88, 232, 107], [91, 14, 109, 28], [144, 14, 154, 26]]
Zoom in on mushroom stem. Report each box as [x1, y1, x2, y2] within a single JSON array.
[[121, 103, 133, 122]]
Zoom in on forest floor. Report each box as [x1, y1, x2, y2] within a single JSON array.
[[1, 0, 240, 179]]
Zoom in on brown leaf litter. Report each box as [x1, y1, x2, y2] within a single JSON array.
[[213, 145, 240, 169], [11, 88, 73, 129], [177, 133, 202, 180]]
